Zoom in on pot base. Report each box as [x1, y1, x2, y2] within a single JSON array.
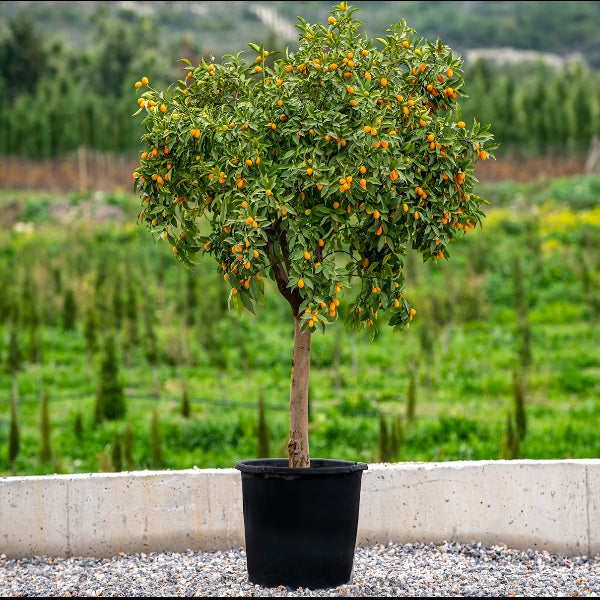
[[235, 458, 368, 589]]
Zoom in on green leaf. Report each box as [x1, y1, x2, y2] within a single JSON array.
[[240, 290, 256, 314], [229, 290, 243, 316]]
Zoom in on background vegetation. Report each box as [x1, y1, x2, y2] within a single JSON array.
[[0, 1, 599, 476], [1, 174, 599, 476], [0, 1, 599, 161]]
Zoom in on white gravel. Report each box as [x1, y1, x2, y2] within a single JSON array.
[[1, 541, 599, 596]]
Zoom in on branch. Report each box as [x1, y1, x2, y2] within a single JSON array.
[[268, 218, 303, 316]]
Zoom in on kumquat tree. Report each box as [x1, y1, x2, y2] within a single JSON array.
[[133, 2, 496, 468]]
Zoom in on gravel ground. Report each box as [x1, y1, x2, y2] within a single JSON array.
[[1, 541, 599, 597]]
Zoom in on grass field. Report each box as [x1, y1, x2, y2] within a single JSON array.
[[0, 174, 599, 476]]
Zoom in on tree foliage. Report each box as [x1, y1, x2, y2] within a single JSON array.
[[95, 333, 126, 423], [133, 2, 496, 340], [0, 12, 47, 101]]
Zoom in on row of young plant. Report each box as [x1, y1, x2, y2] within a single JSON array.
[[0, 176, 599, 475], [1, 9, 599, 159]]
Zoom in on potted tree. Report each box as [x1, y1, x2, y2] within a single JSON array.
[[133, 1, 495, 589]]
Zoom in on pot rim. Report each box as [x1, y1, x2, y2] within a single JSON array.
[[235, 457, 368, 475]]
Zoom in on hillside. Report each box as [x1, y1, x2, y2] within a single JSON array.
[[1, 0, 599, 69], [1, 1, 599, 166]]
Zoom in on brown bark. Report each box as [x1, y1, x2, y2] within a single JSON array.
[[269, 217, 303, 314], [267, 217, 311, 467], [287, 315, 311, 468]]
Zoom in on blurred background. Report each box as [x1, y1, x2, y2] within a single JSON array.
[[0, 1, 599, 476], [1, 0, 599, 189]]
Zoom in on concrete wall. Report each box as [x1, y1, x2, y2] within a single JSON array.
[[1, 459, 599, 559]]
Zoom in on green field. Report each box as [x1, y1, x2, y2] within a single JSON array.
[[1, 175, 599, 476]]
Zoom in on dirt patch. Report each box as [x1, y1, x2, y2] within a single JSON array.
[[47, 195, 126, 224]]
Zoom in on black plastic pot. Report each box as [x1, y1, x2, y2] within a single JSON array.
[[235, 458, 368, 589]]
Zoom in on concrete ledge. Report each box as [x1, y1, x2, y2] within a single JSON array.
[[359, 460, 599, 557], [1, 460, 598, 559], [0, 468, 244, 559]]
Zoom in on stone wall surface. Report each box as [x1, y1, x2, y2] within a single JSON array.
[[1, 460, 598, 559]]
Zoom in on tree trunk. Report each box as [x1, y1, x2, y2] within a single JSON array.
[[287, 315, 311, 468], [268, 217, 311, 468]]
